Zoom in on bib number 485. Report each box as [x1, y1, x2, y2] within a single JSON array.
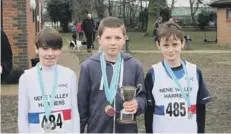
[[166, 102, 186, 117]]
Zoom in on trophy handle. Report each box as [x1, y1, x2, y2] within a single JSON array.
[[134, 84, 142, 98], [115, 84, 124, 100]]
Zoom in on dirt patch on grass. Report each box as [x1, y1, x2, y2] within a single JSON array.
[[1, 95, 18, 133]]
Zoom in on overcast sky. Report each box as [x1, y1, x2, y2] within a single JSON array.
[[167, 0, 212, 7]]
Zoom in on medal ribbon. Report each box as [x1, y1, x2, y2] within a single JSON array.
[[100, 52, 121, 104], [37, 63, 58, 119], [164, 60, 191, 108]]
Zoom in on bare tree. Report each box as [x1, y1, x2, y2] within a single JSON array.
[[146, 0, 167, 36], [108, 0, 112, 16], [140, 0, 143, 11], [71, 0, 91, 22], [93, 0, 107, 18], [189, 0, 203, 26], [171, 0, 177, 11], [123, 0, 126, 25]]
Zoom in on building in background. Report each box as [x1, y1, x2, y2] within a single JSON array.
[[210, 0, 231, 45], [171, 7, 216, 25], [1, 0, 43, 70]]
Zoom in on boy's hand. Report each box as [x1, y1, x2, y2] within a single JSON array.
[[0, 65, 2, 74], [123, 99, 138, 114]]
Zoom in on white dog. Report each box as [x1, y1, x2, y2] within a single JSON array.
[[66, 39, 86, 52]]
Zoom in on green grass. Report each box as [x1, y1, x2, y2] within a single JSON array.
[[61, 31, 231, 51], [127, 31, 231, 50]]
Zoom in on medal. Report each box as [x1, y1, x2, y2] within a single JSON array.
[[100, 53, 121, 104], [44, 122, 52, 132], [164, 60, 193, 119], [100, 52, 121, 117], [37, 63, 58, 130], [188, 111, 193, 119], [105, 105, 115, 117]]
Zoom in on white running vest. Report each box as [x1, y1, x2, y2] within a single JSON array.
[[152, 61, 199, 133], [25, 66, 74, 133]]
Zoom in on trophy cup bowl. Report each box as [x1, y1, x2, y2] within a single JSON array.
[[117, 84, 142, 124], [122, 86, 137, 101]]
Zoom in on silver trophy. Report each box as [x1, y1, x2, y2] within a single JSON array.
[[117, 84, 142, 124]]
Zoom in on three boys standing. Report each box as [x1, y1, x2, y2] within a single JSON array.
[[17, 16, 211, 133]]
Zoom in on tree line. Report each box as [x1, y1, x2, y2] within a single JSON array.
[[44, 0, 215, 35]]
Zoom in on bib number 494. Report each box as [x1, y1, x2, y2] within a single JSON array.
[[166, 102, 186, 117]]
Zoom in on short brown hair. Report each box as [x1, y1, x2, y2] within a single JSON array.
[[98, 16, 126, 36], [157, 22, 184, 43], [35, 27, 63, 49]]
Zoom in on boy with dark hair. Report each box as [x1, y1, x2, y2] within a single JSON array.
[[78, 16, 146, 133], [145, 22, 211, 133], [18, 27, 80, 133]]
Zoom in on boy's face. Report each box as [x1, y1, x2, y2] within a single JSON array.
[[156, 35, 185, 63], [37, 47, 62, 67], [98, 27, 126, 58]]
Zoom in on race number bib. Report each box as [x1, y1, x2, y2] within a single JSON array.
[[165, 102, 188, 118], [39, 112, 63, 132]]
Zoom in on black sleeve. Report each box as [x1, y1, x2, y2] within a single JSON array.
[[144, 68, 155, 133], [77, 64, 91, 133], [1, 30, 13, 79], [96, 21, 100, 30], [135, 62, 147, 116], [92, 19, 95, 30], [81, 20, 85, 32], [196, 67, 211, 104], [196, 67, 211, 133], [197, 104, 206, 133]]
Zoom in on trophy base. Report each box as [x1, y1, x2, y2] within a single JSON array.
[[117, 119, 137, 124], [117, 110, 136, 124]]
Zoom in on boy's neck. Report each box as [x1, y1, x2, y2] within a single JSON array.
[[104, 54, 117, 62], [166, 59, 181, 68], [39, 62, 57, 69]]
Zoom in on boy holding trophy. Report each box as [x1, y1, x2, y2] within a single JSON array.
[[78, 16, 146, 133], [144, 22, 211, 133]]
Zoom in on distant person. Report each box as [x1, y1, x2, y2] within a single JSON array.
[[82, 13, 95, 52], [153, 7, 172, 41], [1, 29, 13, 82], [153, 17, 162, 41], [92, 19, 100, 49], [76, 21, 83, 41]]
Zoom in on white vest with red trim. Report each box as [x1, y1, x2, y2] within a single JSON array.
[[25, 65, 74, 133], [152, 61, 199, 133]]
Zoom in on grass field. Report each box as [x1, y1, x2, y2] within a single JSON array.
[[62, 31, 231, 51]]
